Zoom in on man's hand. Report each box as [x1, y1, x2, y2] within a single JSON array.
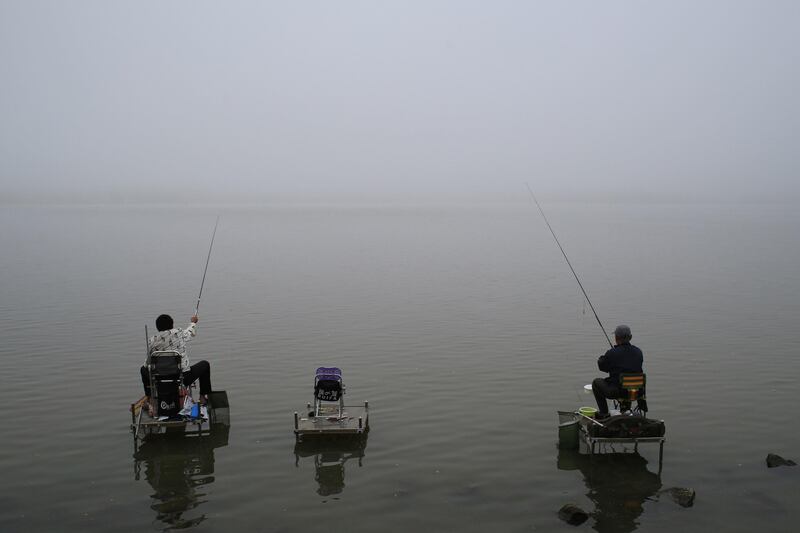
[[191, 315, 199, 323]]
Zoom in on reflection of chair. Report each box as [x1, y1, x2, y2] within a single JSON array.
[[315, 453, 347, 496], [616, 373, 647, 414], [149, 350, 183, 417], [313, 367, 344, 417], [294, 436, 367, 497]]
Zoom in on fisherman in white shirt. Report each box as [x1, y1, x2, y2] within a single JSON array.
[[140, 314, 213, 412]]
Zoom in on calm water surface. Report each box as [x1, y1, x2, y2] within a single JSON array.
[[0, 203, 798, 532]]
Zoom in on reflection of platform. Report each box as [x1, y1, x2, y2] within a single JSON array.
[[133, 424, 230, 530], [294, 433, 368, 496], [294, 403, 369, 439], [557, 449, 662, 533]]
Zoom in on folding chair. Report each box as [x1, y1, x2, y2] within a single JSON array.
[[313, 367, 345, 418], [615, 372, 648, 414], [148, 350, 183, 417]]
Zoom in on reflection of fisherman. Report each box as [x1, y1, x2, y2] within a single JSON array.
[[557, 450, 661, 533], [592, 325, 643, 419], [140, 314, 213, 413], [134, 426, 229, 530]]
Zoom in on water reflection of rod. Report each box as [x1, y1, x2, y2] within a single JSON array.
[[525, 184, 613, 348]]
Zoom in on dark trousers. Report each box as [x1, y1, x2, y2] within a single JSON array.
[[592, 377, 621, 414], [140, 360, 212, 397]]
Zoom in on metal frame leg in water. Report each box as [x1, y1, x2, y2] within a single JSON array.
[[585, 430, 665, 474]]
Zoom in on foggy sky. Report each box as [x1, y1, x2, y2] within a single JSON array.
[[1, 1, 798, 205]]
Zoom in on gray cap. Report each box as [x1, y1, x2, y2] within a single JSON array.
[[613, 324, 632, 341]]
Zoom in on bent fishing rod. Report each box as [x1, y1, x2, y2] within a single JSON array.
[[525, 184, 613, 348], [194, 216, 220, 316]]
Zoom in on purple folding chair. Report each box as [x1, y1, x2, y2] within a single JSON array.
[[314, 367, 345, 417]]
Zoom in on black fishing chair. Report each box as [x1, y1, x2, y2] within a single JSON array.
[[312, 367, 345, 418], [148, 350, 184, 418], [614, 373, 648, 414]]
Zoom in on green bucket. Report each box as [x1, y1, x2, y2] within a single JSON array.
[[557, 411, 579, 450], [579, 406, 597, 418]]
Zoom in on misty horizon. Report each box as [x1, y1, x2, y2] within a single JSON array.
[[1, 187, 797, 207], [2, 1, 798, 206]]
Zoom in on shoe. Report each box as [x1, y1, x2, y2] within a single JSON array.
[[596, 412, 611, 421]]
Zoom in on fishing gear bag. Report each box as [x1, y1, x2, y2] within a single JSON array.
[[155, 382, 180, 417], [588, 415, 665, 439]]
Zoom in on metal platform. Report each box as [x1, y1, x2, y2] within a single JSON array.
[[294, 402, 369, 440], [130, 391, 229, 442], [577, 413, 665, 473]]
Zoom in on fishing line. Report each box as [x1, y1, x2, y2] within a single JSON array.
[[195, 216, 220, 316], [525, 184, 613, 348]]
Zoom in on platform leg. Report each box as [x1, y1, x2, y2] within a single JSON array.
[[658, 441, 664, 474], [133, 405, 143, 443]]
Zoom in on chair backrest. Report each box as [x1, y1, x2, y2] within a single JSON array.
[[150, 351, 182, 380], [619, 373, 646, 400], [315, 367, 343, 402], [316, 367, 342, 380]]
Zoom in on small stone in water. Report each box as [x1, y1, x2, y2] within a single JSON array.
[[558, 503, 589, 525], [662, 487, 695, 507], [766, 453, 797, 468]]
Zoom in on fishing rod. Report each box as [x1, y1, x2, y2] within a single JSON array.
[[194, 216, 220, 316], [135, 325, 151, 440], [525, 184, 613, 348]]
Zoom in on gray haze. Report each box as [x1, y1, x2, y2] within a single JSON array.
[[1, 1, 798, 205]]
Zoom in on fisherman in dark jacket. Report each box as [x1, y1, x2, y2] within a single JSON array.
[[592, 325, 644, 418]]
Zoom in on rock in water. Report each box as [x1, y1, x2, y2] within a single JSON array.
[[766, 453, 797, 468], [662, 487, 696, 507], [558, 503, 589, 525]]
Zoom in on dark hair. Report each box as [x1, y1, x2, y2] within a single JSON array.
[[156, 314, 174, 331]]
